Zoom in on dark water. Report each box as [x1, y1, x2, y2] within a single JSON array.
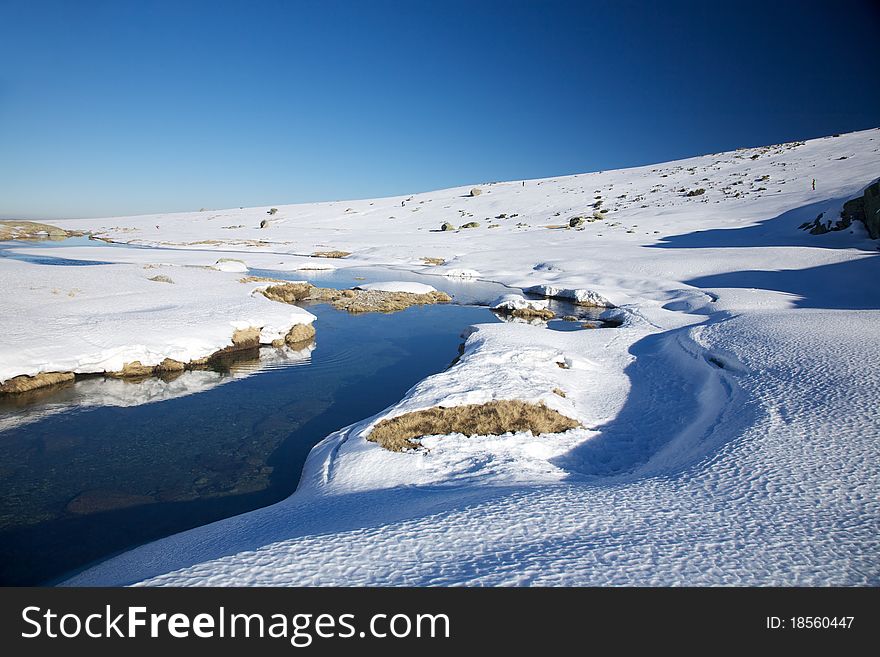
[[0, 302, 499, 585], [0, 239, 618, 585]]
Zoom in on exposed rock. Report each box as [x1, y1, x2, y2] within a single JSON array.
[[441, 222, 456, 231], [460, 221, 480, 229], [421, 257, 446, 266], [469, 188, 482, 197], [569, 216, 585, 228], [231, 326, 262, 349], [685, 188, 706, 197], [839, 181, 880, 238], [271, 323, 316, 347], [0, 371, 75, 394], [311, 250, 350, 258], [148, 274, 174, 284]]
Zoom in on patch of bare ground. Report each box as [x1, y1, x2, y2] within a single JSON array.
[[368, 400, 580, 451], [421, 257, 446, 266], [0, 220, 83, 240], [239, 275, 286, 284], [0, 371, 75, 394], [494, 306, 555, 320], [259, 282, 451, 313], [311, 250, 350, 258]]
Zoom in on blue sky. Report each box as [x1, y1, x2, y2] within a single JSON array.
[[2, 0, 879, 219]]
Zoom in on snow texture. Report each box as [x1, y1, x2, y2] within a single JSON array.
[[7, 127, 875, 587]]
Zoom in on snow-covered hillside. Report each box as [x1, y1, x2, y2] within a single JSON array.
[[20, 127, 880, 586]]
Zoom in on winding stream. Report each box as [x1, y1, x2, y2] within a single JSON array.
[[0, 238, 614, 585]]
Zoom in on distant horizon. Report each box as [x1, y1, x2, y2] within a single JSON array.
[[2, 0, 879, 220]]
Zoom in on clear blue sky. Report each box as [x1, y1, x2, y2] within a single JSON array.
[[2, 0, 879, 219]]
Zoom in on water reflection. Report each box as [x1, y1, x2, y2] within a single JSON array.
[[0, 344, 314, 434], [0, 303, 498, 585]]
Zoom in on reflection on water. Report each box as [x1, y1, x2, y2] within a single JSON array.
[[0, 303, 500, 585], [0, 344, 315, 434], [247, 265, 514, 306]]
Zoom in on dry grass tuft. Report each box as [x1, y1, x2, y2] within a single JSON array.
[[333, 289, 450, 313], [421, 256, 446, 266], [148, 274, 174, 284], [552, 388, 566, 397], [239, 275, 285, 284], [260, 283, 450, 313], [368, 400, 580, 451], [0, 220, 82, 240], [261, 282, 315, 303], [312, 250, 350, 258]]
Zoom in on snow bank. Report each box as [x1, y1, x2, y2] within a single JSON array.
[[212, 258, 249, 273], [0, 260, 315, 384], [490, 294, 550, 312], [35, 127, 880, 586], [524, 285, 613, 307]]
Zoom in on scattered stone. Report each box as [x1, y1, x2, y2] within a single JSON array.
[[686, 188, 706, 197], [460, 221, 480, 229], [469, 188, 482, 197], [148, 274, 174, 284], [268, 208, 278, 215], [441, 222, 456, 231], [569, 216, 585, 228]]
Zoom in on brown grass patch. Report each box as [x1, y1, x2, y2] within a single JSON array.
[[148, 274, 174, 284], [261, 282, 315, 303], [0, 220, 81, 240], [259, 283, 450, 313], [421, 256, 446, 266], [239, 275, 286, 284], [368, 400, 580, 451], [333, 289, 450, 313], [312, 250, 350, 258]]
